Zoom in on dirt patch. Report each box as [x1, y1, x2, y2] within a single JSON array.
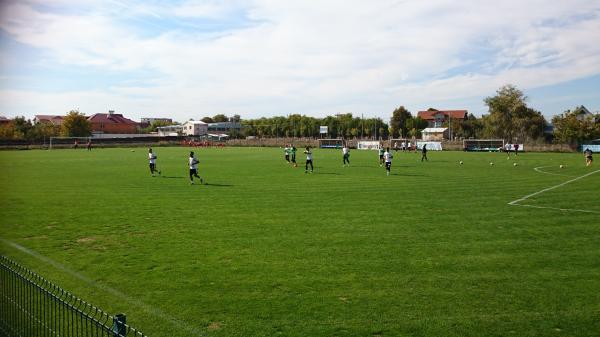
[[207, 322, 222, 331], [76, 237, 96, 244]]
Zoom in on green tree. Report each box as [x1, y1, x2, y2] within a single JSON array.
[[61, 110, 91, 137], [212, 114, 228, 123], [201, 117, 214, 123], [483, 84, 547, 142], [390, 106, 412, 138], [552, 108, 600, 145], [12, 116, 32, 139]]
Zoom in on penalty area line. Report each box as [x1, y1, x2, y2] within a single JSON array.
[[509, 169, 600, 214], [0, 238, 206, 337]]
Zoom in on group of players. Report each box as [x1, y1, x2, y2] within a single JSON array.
[[146, 143, 593, 184], [148, 148, 203, 184]]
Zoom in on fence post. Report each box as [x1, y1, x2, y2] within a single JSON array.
[[112, 313, 127, 337]]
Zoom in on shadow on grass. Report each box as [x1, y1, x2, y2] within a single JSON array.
[[203, 183, 234, 187]]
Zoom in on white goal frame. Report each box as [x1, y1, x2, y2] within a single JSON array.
[[463, 139, 505, 152], [49, 137, 92, 149]]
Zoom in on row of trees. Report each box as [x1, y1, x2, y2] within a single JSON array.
[[0, 111, 91, 141], [240, 114, 389, 139]]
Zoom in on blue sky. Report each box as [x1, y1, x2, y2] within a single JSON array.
[[1, 0, 599, 122]]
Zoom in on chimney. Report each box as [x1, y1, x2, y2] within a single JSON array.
[[108, 110, 114, 115]]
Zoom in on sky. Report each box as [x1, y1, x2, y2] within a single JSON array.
[[0, 0, 599, 122]]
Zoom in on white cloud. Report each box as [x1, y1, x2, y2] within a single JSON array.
[[0, 0, 599, 120]]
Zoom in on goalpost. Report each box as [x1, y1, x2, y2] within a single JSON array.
[[49, 137, 91, 149], [318, 139, 344, 149], [463, 139, 504, 152]]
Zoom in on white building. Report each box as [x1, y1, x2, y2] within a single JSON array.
[[182, 120, 208, 136], [422, 127, 448, 141]]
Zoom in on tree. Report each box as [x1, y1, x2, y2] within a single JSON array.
[[483, 84, 546, 142], [552, 108, 600, 145], [390, 106, 412, 138], [12, 116, 32, 139], [212, 114, 228, 123], [201, 117, 214, 123], [61, 110, 91, 137]]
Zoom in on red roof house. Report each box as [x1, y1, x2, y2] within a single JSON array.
[[417, 110, 468, 128], [88, 111, 138, 134], [34, 115, 65, 126]]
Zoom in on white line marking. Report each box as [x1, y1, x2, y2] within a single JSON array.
[[533, 165, 572, 177], [509, 169, 600, 213], [1, 239, 205, 337]]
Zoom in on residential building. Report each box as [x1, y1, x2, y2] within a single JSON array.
[[157, 125, 184, 136], [0, 116, 10, 125], [34, 115, 64, 126], [140, 117, 173, 128], [182, 120, 208, 136], [417, 110, 468, 128], [422, 127, 449, 141], [207, 122, 242, 135], [88, 110, 138, 134]]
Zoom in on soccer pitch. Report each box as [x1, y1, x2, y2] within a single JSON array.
[[1, 147, 599, 337]]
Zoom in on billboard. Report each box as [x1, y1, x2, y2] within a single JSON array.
[[319, 126, 328, 134]]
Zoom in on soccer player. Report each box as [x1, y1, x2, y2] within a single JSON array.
[[514, 143, 519, 156], [384, 147, 393, 176], [378, 146, 385, 166], [148, 148, 160, 177], [73, 139, 79, 149], [342, 143, 350, 166], [584, 148, 593, 166], [421, 144, 428, 162], [86, 139, 92, 151], [304, 147, 313, 173], [290, 145, 297, 167], [189, 151, 203, 185], [284, 145, 290, 163]]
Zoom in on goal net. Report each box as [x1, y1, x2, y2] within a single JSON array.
[[389, 138, 412, 150], [319, 139, 344, 149], [49, 137, 92, 149], [463, 139, 504, 152]]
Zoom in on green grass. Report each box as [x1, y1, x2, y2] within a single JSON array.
[[1, 147, 599, 337]]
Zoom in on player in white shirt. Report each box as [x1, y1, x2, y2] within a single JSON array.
[[188, 151, 203, 185], [342, 144, 350, 167], [383, 147, 393, 176], [148, 148, 160, 177], [304, 147, 313, 173]]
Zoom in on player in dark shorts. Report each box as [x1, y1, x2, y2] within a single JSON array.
[[304, 147, 313, 173], [584, 148, 593, 166], [284, 145, 290, 163], [148, 148, 160, 177], [189, 151, 203, 184], [86, 140, 92, 151], [514, 143, 519, 156], [421, 144, 428, 161], [290, 145, 297, 167], [378, 147, 385, 166]]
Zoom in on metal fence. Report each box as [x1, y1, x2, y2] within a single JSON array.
[[0, 255, 148, 337]]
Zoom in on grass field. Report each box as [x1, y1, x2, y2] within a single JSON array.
[[1, 146, 599, 337]]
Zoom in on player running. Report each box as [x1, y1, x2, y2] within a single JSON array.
[[148, 148, 161, 177], [421, 144, 428, 162], [384, 147, 393, 176], [189, 151, 203, 185], [284, 145, 290, 163], [304, 147, 314, 173], [378, 146, 385, 166], [290, 145, 297, 167], [342, 143, 350, 167], [584, 148, 593, 166]]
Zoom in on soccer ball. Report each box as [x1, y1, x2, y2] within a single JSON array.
[[490, 162, 494, 166], [459, 161, 463, 165], [131, 150, 135, 152], [560, 165, 564, 169], [513, 163, 518, 166]]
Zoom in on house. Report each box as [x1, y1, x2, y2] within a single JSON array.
[[0, 116, 10, 125], [87, 110, 138, 134], [182, 120, 208, 136], [572, 105, 592, 121], [417, 110, 468, 128], [208, 122, 242, 135], [422, 127, 449, 141], [157, 125, 184, 136], [34, 115, 64, 126]]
